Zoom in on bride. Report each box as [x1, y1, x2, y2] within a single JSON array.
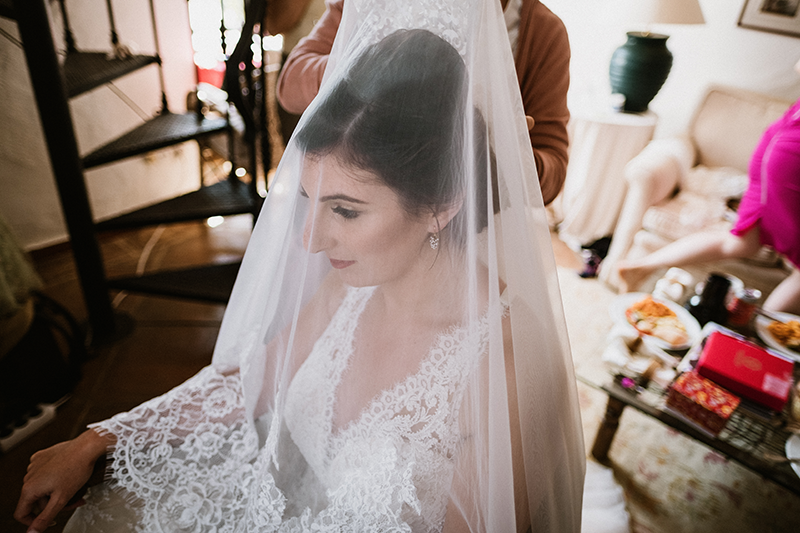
[[15, 1, 584, 532]]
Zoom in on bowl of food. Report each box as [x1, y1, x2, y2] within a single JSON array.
[[610, 293, 701, 351], [755, 311, 800, 363]]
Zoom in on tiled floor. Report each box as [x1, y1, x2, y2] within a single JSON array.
[[0, 216, 583, 533]]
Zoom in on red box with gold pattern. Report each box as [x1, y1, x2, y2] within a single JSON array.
[[696, 331, 794, 412], [666, 371, 740, 435]]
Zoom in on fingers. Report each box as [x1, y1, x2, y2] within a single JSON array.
[[16, 434, 108, 531], [12, 507, 33, 527], [15, 460, 70, 530], [28, 493, 67, 533], [26, 450, 42, 474], [16, 489, 75, 532], [13, 490, 40, 527]]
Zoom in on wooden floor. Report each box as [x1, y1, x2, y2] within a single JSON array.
[[0, 215, 255, 533], [0, 216, 582, 532]]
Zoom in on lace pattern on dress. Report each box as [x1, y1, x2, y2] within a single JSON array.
[[69, 287, 497, 532], [283, 286, 493, 532], [79, 367, 260, 533]]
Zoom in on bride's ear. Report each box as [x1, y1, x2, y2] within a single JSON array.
[[427, 198, 463, 233]]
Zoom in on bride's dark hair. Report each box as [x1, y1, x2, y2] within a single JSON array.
[[295, 28, 490, 245]]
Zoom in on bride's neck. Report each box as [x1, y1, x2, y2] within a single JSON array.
[[373, 248, 474, 323]]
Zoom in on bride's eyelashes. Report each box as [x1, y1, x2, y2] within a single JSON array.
[[299, 189, 359, 220], [332, 205, 359, 219]]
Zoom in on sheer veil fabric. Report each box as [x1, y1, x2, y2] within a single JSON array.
[[65, 0, 585, 531]]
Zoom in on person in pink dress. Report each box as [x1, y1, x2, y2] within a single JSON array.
[[617, 59, 800, 314]]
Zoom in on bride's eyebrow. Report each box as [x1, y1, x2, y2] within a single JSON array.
[[299, 186, 365, 204], [319, 193, 367, 204]]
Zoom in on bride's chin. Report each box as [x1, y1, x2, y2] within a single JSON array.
[[334, 269, 371, 289]]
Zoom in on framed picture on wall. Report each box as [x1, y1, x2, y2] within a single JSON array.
[[739, 0, 800, 37]]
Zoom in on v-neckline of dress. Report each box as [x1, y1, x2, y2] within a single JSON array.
[[327, 288, 479, 442]]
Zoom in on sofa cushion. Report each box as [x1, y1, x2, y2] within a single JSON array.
[[642, 192, 731, 242], [642, 193, 784, 268], [691, 87, 791, 173], [680, 165, 749, 200]]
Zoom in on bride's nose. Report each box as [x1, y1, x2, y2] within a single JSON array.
[[303, 208, 330, 253]]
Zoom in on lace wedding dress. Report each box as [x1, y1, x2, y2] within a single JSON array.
[[65, 287, 493, 532]]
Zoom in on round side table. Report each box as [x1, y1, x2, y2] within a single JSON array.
[[556, 108, 657, 250]]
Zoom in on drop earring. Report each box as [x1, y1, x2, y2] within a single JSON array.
[[429, 233, 439, 250]]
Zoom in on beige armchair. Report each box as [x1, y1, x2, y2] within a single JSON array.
[[599, 85, 794, 295]]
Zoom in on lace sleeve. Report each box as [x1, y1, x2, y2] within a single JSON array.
[[88, 365, 260, 508]]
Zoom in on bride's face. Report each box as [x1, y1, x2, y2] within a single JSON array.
[[301, 156, 434, 287]]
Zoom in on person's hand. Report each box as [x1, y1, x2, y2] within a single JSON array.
[[526, 115, 535, 131], [14, 430, 110, 533]]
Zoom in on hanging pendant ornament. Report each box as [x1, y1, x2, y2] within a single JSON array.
[[429, 233, 439, 250]]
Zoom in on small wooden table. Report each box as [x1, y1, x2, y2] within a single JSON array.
[[580, 375, 800, 497]]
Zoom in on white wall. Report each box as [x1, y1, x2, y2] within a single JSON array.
[[0, 0, 200, 251], [547, 0, 800, 139], [4, 0, 799, 250]]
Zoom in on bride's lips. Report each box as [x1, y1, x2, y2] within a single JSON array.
[[329, 258, 355, 269]]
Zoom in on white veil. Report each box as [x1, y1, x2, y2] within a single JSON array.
[[73, 0, 584, 531], [214, 0, 585, 529]]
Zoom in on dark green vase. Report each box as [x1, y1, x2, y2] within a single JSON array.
[[609, 32, 673, 113]]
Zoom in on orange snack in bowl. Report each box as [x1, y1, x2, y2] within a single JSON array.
[[626, 296, 689, 347], [766, 319, 800, 351]]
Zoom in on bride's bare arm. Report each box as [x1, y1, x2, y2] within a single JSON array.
[[15, 429, 115, 532], [442, 311, 529, 533], [503, 311, 531, 533]]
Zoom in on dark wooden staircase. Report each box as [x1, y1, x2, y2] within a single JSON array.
[[6, 0, 271, 337]]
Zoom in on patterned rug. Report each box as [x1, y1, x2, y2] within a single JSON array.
[[557, 267, 800, 533]]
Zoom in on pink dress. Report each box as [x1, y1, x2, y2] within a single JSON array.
[[732, 99, 800, 268]]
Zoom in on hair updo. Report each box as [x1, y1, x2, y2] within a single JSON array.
[[294, 28, 490, 245]]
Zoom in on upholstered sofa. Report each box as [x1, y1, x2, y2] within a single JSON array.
[[599, 85, 794, 296]]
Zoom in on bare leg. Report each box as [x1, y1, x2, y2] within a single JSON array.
[[763, 268, 800, 314], [616, 227, 762, 293]]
